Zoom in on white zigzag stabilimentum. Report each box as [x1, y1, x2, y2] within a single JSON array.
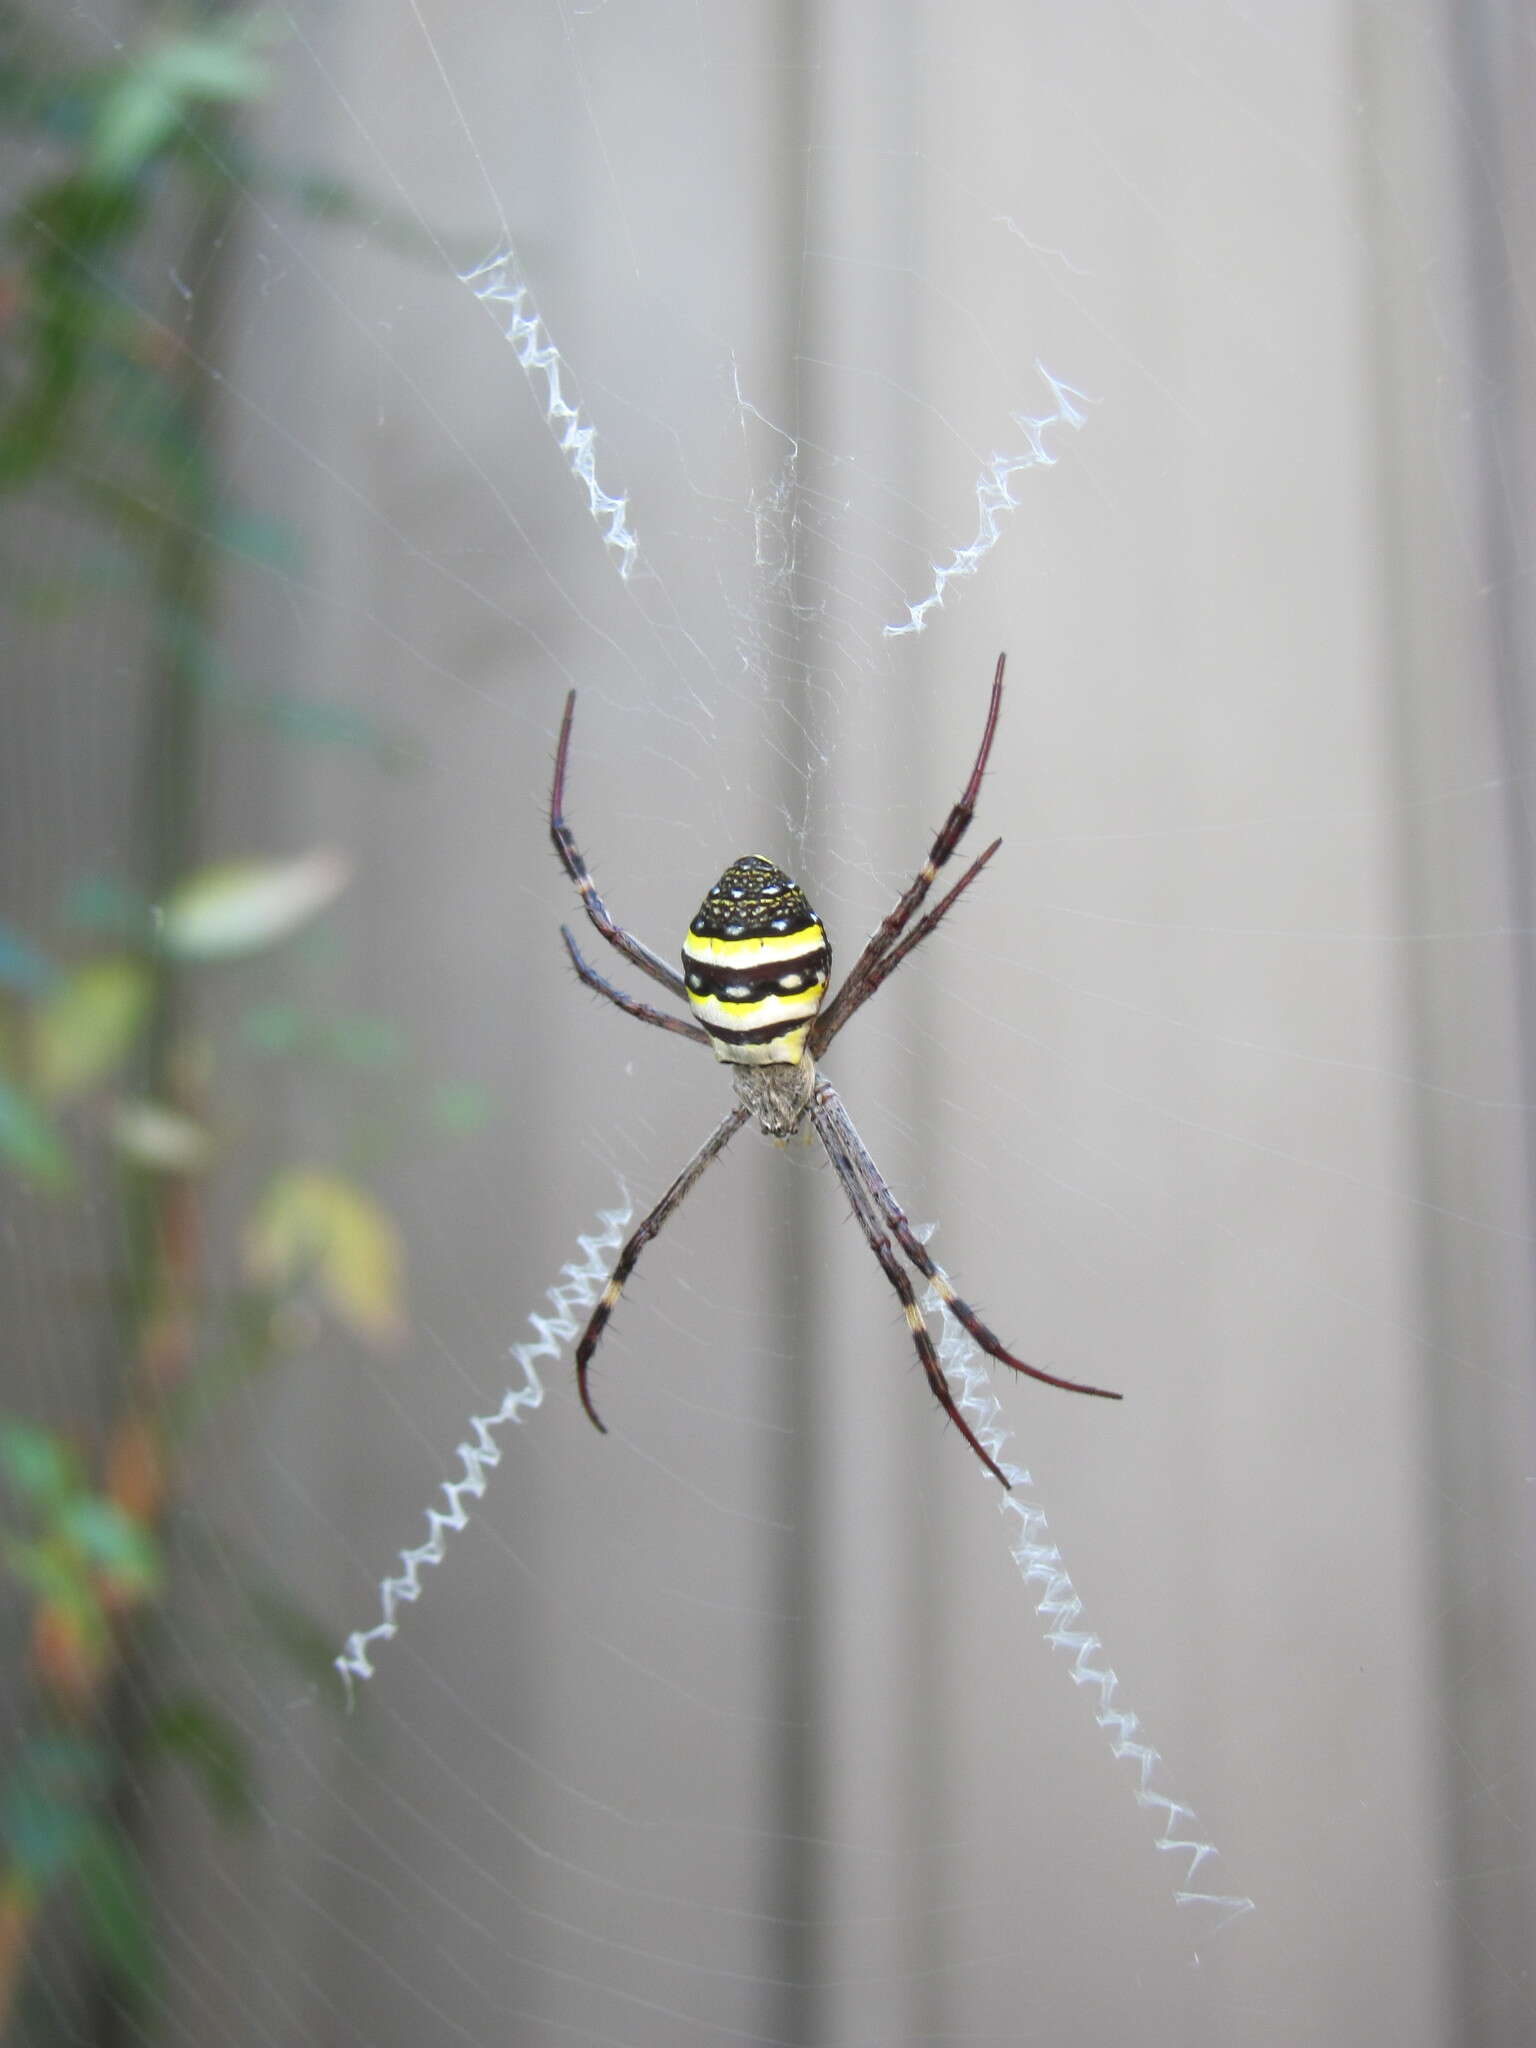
[[884, 367, 1089, 638], [334, 1195, 633, 1698], [461, 246, 640, 580], [922, 1257, 1255, 1941]]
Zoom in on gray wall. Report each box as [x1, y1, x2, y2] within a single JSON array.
[[14, 2, 1535, 2043]]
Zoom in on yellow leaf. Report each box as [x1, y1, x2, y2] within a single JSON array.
[[109, 1101, 212, 1172], [160, 851, 350, 960], [244, 1168, 403, 1345], [31, 958, 151, 1102]]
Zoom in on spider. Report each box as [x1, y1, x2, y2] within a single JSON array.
[[550, 654, 1121, 1489]]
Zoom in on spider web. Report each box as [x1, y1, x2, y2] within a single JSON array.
[[6, 3, 1536, 2045]]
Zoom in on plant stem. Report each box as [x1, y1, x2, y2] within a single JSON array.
[[0, 99, 241, 2044]]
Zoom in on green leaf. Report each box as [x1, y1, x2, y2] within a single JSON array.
[[169, 1525, 346, 1702], [3, 1787, 93, 1885], [31, 956, 152, 1101], [87, 27, 273, 183], [87, 82, 181, 182], [14, 165, 141, 267], [326, 1015, 404, 1068], [240, 1582, 346, 1695], [0, 921, 56, 995], [57, 1497, 161, 1600], [144, 1697, 254, 1828], [2, 1535, 101, 1631], [213, 505, 301, 576], [0, 1419, 84, 1511], [62, 874, 151, 941], [110, 1099, 212, 1172], [429, 1080, 492, 1136], [244, 1167, 404, 1344], [239, 1003, 305, 1053], [76, 1826, 154, 1998], [0, 1073, 72, 1189], [3, 1537, 63, 1601], [275, 169, 449, 267], [1, 1736, 109, 1885], [159, 850, 349, 960], [216, 681, 419, 769]]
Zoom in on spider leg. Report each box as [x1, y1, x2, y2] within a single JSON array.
[[561, 927, 711, 1048], [813, 837, 1000, 1053], [814, 652, 1005, 1049], [817, 1080, 1122, 1402], [810, 1088, 1012, 1489], [550, 690, 691, 1001], [574, 1104, 751, 1431]]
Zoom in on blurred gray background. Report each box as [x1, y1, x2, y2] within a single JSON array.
[[6, 1, 1536, 2043]]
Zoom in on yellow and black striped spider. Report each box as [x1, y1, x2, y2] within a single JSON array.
[[551, 654, 1120, 1488]]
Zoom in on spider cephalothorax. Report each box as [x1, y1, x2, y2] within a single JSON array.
[[549, 656, 1121, 1488]]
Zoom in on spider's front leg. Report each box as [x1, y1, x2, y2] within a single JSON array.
[[813, 652, 1006, 1049], [550, 690, 693, 1001], [561, 926, 710, 1047]]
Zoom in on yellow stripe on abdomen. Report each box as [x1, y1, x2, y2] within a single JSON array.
[[686, 982, 828, 1029], [683, 856, 832, 1068], [683, 925, 825, 968]]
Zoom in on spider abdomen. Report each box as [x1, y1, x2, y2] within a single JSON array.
[[682, 854, 831, 1066]]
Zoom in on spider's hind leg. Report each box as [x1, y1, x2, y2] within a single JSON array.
[[815, 1078, 1122, 1406], [809, 1085, 1011, 1489], [572, 1104, 750, 1431]]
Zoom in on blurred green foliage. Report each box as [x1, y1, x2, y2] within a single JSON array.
[[0, 5, 481, 2033]]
